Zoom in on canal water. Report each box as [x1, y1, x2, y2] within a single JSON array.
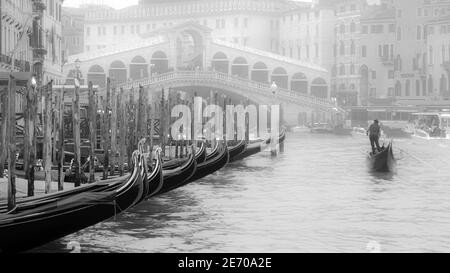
[[35, 132, 450, 253]]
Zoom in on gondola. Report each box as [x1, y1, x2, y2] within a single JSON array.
[[0, 150, 161, 253], [162, 142, 206, 170], [367, 141, 395, 172], [227, 139, 247, 159], [185, 141, 229, 183], [153, 147, 198, 196], [230, 130, 285, 162]]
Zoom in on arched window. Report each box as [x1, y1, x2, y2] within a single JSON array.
[[350, 40, 355, 55], [405, 79, 411, 96], [416, 80, 421, 96], [340, 22, 345, 34], [350, 21, 356, 33], [350, 63, 355, 75], [395, 80, 402, 96], [339, 63, 346, 75]]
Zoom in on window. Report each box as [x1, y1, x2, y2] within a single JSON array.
[[370, 88, 376, 98], [340, 23, 345, 34], [339, 64, 346, 75], [97, 26, 102, 35], [405, 80, 411, 96], [350, 40, 355, 55], [340, 41, 345, 55], [361, 45, 367, 57], [234, 18, 238, 28], [290, 47, 294, 58], [350, 63, 355, 74], [121, 26, 125, 34], [131, 25, 135, 34], [417, 26, 422, 40], [113, 26, 117, 35], [371, 24, 384, 33], [388, 70, 394, 79], [397, 27, 402, 40], [136, 25, 140, 34], [389, 24, 395, 33], [350, 21, 356, 33], [372, 71, 377, 79], [362, 25, 368, 34], [221, 19, 226, 28], [216, 19, 220, 29], [397, 9, 402, 18], [315, 44, 319, 58]]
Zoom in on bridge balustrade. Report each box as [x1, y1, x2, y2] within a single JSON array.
[[113, 71, 345, 114]]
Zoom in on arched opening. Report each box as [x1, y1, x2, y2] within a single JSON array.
[[290, 72, 308, 94], [395, 80, 402, 96], [176, 29, 204, 69], [151, 51, 169, 74], [129, 55, 148, 80], [251, 62, 269, 83], [405, 79, 411, 96], [416, 79, 421, 96], [311, 77, 328, 99], [440, 74, 448, 95], [360, 65, 369, 104], [422, 78, 427, 96], [65, 69, 84, 85], [231, 57, 249, 79], [87, 65, 106, 88], [271, 67, 288, 89], [428, 75, 433, 94], [211, 52, 229, 74], [109, 60, 127, 84]]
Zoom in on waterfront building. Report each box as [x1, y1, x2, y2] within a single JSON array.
[[62, 6, 84, 57], [0, 0, 34, 73]]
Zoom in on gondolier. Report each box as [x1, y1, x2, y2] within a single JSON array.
[[367, 120, 381, 154]]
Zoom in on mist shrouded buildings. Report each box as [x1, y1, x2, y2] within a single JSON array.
[[62, 0, 450, 108]]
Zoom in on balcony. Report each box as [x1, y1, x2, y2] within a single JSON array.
[[442, 61, 450, 73], [380, 56, 394, 66], [0, 54, 31, 72], [32, 48, 48, 63]]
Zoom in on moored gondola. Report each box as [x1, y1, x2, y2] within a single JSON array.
[[162, 142, 206, 170], [186, 141, 229, 183], [367, 141, 395, 172], [0, 149, 161, 253], [154, 147, 197, 196], [230, 130, 285, 162]]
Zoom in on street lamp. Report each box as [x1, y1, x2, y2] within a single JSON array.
[[270, 81, 277, 96], [74, 58, 81, 87], [150, 63, 155, 81]]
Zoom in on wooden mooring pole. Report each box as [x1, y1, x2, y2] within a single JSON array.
[[88, 81, 96, 183], [6, 75, 16, 210], [119, 88, 126, 176], [103, 78, 111, 180], [57, 87, 65, 191], [44, 81, 53, 194], [0, 88, 7, 178], [73, 80, 81, 187], [110, 85, 117, 176]]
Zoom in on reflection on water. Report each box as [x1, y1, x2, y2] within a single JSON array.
[[35, 133, 450, 253]]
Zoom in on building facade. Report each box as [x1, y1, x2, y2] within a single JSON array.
[[1, 0, 64, 83], [65, 0, 450, 108], [61, 6, 84, 57], [0, 0, 34, 73]]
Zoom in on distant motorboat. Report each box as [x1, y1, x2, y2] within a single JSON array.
[[310, 123, 333, 134]]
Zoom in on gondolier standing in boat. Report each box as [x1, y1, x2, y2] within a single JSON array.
[[367, 120, 381, 154]]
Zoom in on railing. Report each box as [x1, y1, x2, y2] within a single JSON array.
[[213, 39, 328, 72], [115, 71, 345, 113], [67, 36, 167, 64], [0, 54, 31, 72], [85, 0, 283, 21]]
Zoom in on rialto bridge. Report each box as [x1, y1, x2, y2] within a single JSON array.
[[64, 22, 345, 125]]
